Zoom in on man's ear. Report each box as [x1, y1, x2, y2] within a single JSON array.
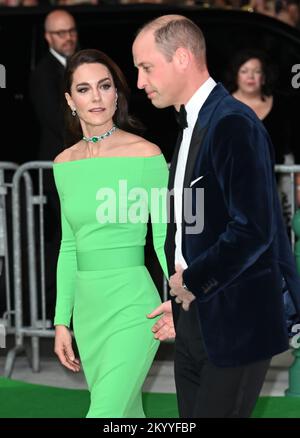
[[174, 47, 190, 70], [44, 32, 51, 47]]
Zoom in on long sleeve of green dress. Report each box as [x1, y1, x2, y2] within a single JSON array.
[[142, 154, 169, 279], [53, 177, 77, 327]]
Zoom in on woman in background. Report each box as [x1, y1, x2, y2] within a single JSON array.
[[226, 48, 295, 227]]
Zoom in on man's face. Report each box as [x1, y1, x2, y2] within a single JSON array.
[[45, 14, 77, 58], [132, 31, 181, 109]]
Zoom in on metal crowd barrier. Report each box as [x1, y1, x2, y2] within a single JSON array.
[[0, 162, 19, 335], [275, 164, 300, 249], [275, 164, 300, 397], [2, 162, 300, 378], [4, 162, 53, 377]]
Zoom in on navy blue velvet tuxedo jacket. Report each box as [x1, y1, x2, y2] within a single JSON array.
[[165, 83, 300, 367]]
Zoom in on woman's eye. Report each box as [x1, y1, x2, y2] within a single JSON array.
[[101, 83, 111, 90], [78, 88, 87, 93]]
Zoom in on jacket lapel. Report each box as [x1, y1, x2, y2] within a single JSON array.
[[182, 83, 229, 191], [182, 123, 207, 191], [165, 83, 229, 276]]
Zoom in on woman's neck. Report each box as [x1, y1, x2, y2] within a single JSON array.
[[233, 90, 264, 103], [233, 90, 273, 120]]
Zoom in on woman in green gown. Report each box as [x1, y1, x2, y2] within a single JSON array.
[[53, 49, 169, 418]]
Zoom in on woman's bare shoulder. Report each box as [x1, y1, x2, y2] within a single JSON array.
[[123, 132, 162, 157], [138, 139, 162, 157], [54, 144, 82, 163]]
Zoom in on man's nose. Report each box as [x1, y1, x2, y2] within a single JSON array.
[[137, 71, 146, 90]]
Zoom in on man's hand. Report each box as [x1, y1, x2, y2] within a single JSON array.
[[54, 325, 81, 372], [147, 300, 175, 341], [169, 264, 196, 311], [169, 264, 184, 289], [169, 286, 196, 311]]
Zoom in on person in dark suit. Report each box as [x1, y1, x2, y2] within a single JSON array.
[[29, 9, 78, 319], [30, 9, 78, 160], [132, 14, 300, 418]]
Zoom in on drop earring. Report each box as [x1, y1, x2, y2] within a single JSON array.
[[72, 108, 77, 117]]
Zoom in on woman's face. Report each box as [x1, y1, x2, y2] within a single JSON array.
[[236, 58, 265, 95], [66, 62, 117, 130]]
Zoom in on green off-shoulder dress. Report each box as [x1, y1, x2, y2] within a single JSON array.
[[53, 154, 169, 418]]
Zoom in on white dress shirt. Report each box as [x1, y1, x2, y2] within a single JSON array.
[[174, 77, 216, 269], [50, 48, 67, 68]]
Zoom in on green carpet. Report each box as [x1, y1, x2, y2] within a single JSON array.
[[0, 377, 299, 418]]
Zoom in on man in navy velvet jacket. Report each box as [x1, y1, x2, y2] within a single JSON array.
[[133, 15, 300, 418]]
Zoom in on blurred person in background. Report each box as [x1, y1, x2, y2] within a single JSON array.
[[29, 9, 78, 320], [57, 0, 98, 5], [276, 0, 300, 27], [226, 48, 295, 228], [30, 9, 78, 160], [242, 0, 276, 16]]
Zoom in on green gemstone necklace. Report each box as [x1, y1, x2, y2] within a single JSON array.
[[82, 125, 117, 143]]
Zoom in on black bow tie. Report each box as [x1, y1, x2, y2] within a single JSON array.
[[174, 104, 188, 130]]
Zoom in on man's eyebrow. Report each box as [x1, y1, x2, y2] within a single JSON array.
[[135, 62, 152, 68]]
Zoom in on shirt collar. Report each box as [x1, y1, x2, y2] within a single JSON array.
[[50, 48, 67, 68], [185, 77, 216, 130]]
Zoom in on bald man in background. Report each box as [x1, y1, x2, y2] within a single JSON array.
[[29, 10, 78, 321], [30, 9, 78, 160]]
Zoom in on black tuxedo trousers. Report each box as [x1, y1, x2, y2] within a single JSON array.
[[174, 301, 270, 418]]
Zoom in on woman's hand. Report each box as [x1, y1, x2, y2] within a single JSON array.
[[147, 300, 175, 341], [54, 325, 81, 372]]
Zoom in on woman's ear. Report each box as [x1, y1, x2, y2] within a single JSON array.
[[65, 92, 74, 110]]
